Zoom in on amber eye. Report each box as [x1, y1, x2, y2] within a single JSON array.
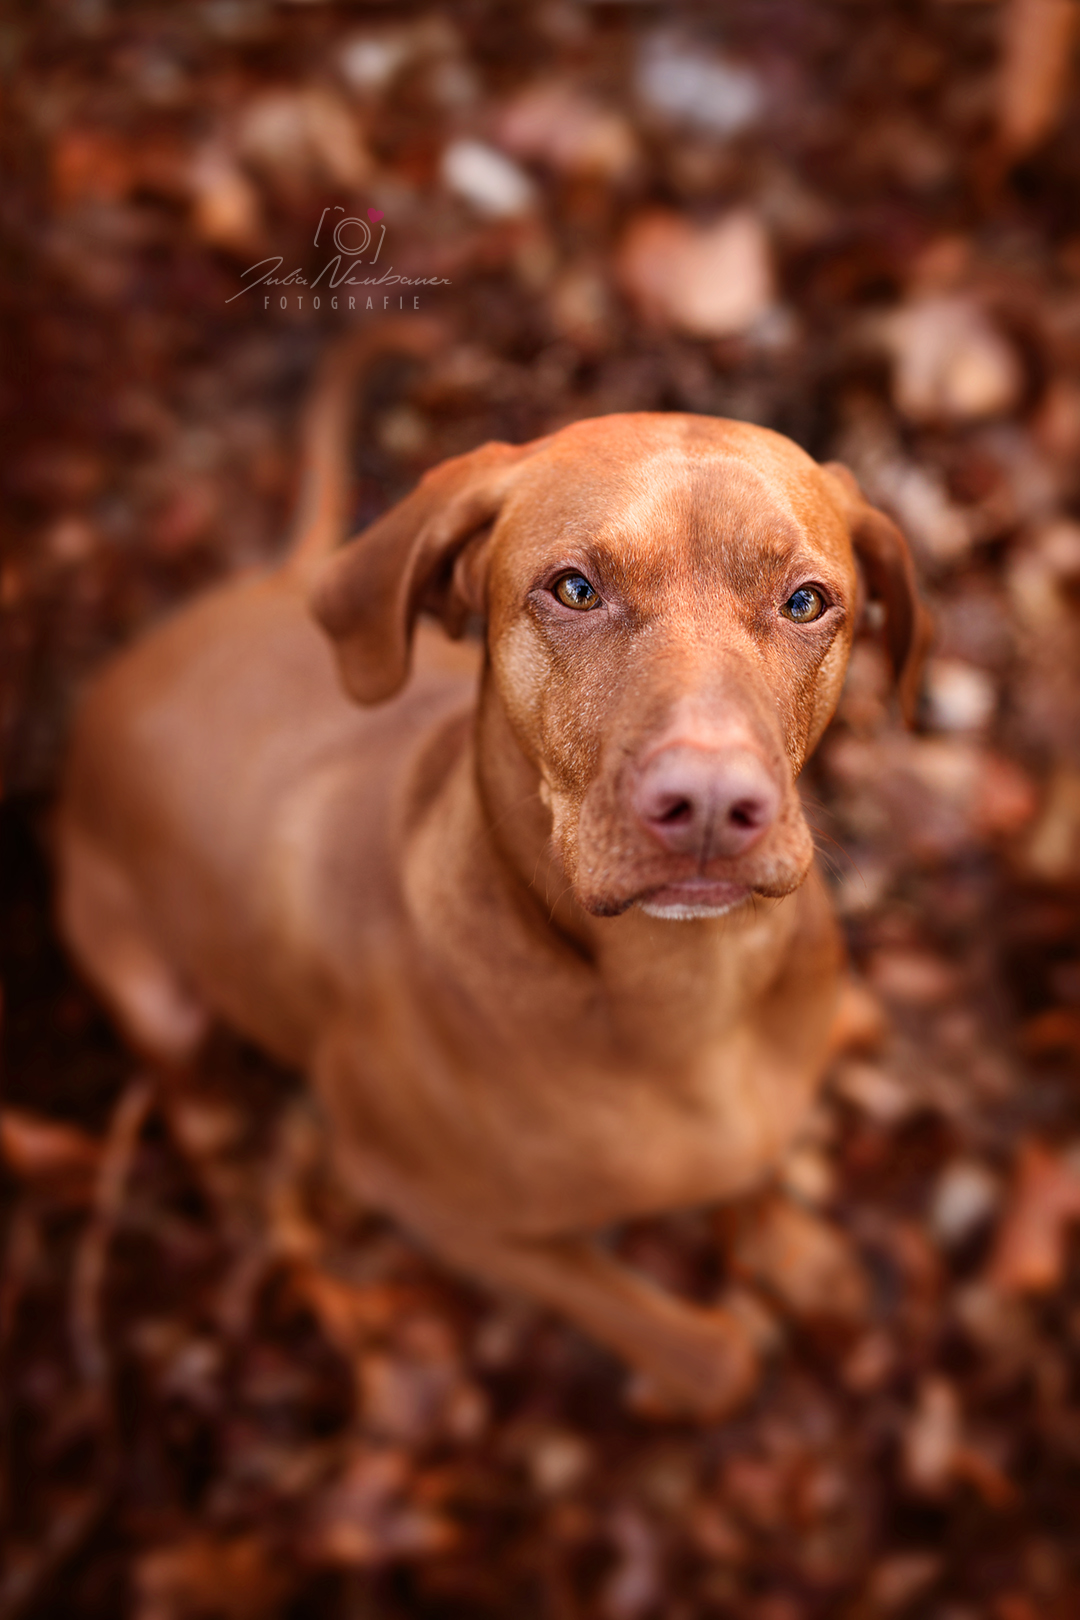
[[781, 586, 825, 623], [554, 573, 602, 611]]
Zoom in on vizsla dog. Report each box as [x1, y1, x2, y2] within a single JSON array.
[[56, 332, 927, 1416]]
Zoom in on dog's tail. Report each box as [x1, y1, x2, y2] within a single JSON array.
[[284, 316, 444, 585]]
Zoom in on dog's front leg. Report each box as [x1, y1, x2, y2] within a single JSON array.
[[315, 1035, 757, 1418], [430, 1222, 760, 1419], [345, 1156, 756, 1417]]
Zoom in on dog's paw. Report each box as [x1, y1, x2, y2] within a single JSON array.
[[731, 1194, 870, 1326], [625, 1305, 759, 1423]]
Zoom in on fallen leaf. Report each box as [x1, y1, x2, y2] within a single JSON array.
[[616, 208, 774, 339], [189, 145, 263, 254], [998, 0, 1079, 158], [721, 1453, 789, 1532], [868, 948, 960, 1008], [832, 1061, 914, 1126], [525, 1429, 593, 1496], [358, 1345, 472, 1444], [600, 1504, 662, 1620], [52, 129, 135, 206], [903, 1376, 961, 1495], [989, 1139, 1080, 1292], [1021, 1007, 1080, 1058], [305, 1446, 456, 1566], [238, 88, 370, 193], [841, 1329, 896, 1393], [636, 31, 764, 136], [133, 1534, 294, 1620], [0, 1108, 101, 1184], [441, 138, 535, 218], [923, 658, 997, 733], [881, 296, 1023, 423], [497, 82, 638, 180], [1021, 768, 1080, 882], [828, 978, 890, 1056], [291, 1267, 407, 1357], [929, 1159, 1001, 1248], [866, 1551, 942, 1611]]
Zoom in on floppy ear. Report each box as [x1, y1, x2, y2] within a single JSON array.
[[822, 462, 933, 727], [310, 439, 537, 705]]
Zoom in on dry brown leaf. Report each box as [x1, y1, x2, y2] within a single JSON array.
[[826, 735, 1038, 860], [497, 82, 639, 180], [237, 88, 371, 193], [686, 1500, 747, 1561], [998, 0, 1079, 158], [950, 1443, 1015, 1508], [866, 1551, 942, 1612], [524, 1429, 593, 1496], [828, 978, 890, 1057], [616, 208, 774, 338], [133, 1534, 294, 1620], [994, 1594, 1041, 1620], [903, 1375, 961, 1494], [867, 948, 960, 1008], [1021, 1007, 1080, 1059], [305, 1446, 456, 1566], [359, 1348, 459, 1444], [188, 146, 264, 255], [721, 1453, 790, 1532], [831, 1061, 915, 1126], [988, 1139, 1080, 1293], [599, 1503, 662, 1620], [51, 129, 136, 206], [1020, 767, 1080, 882], [881, 296, 1023, 423], [929, 1159, 1001, 1248], [841, 1329, 896, 1393], [0, 1108, 101, 1184], [291, 1266, 407, 1358]]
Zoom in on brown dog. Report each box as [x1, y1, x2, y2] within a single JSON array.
[[56, 333, 927, 1415]]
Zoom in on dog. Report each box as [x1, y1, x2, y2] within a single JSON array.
[[56, 328, 928, 1416]]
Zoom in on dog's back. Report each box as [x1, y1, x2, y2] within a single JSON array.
[[58, 562, 479, 1066]]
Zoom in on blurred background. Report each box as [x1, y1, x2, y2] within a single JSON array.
[[3, 1, 1080, 1616]]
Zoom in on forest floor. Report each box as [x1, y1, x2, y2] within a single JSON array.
[[3, 3, 1080, 1616]]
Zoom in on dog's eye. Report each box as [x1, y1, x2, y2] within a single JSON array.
[[781, 586, 825, 623], [554, 573, 602, 611]]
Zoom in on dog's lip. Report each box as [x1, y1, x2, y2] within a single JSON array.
[[638, 878, 752, 910]]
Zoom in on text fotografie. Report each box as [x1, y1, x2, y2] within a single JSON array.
[[227, 256, 451, 304]]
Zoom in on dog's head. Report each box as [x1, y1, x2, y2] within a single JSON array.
[[312, 414, 929, 919]]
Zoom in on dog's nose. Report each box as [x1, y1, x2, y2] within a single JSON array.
[[633, 746, 780, 860]]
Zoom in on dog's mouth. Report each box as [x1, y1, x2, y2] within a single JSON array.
[[635, 877, 752, 921], [557, 775, 816, 921], [575, 857, 812, 920]]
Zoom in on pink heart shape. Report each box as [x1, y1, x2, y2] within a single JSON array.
[[367, 208, 384, 224]]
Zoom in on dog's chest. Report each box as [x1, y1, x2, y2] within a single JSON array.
[[324, 952, 818, 1235]]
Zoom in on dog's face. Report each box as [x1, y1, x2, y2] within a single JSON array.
[[313, 414, 928, 921], [483, 418, 857, 917]]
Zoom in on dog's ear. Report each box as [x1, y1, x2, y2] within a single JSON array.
[[311, 440, 536, 705], [822, 462, 933, 727]]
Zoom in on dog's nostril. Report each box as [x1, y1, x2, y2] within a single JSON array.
[[728, 800, 761, 829], [658, 798, 693, 825]]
